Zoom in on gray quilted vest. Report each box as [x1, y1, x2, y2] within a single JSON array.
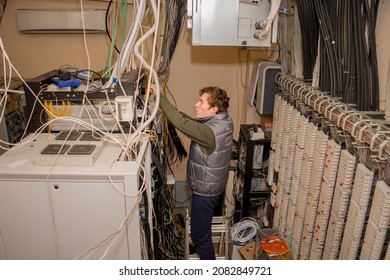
[[187, 112, 233, 196]]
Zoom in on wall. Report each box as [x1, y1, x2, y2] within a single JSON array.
[[0, 0, 113, 78]]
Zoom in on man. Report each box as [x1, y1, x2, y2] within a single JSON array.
[[150, 84, 233, 260]]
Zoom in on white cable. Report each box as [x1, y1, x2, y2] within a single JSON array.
[[229, 217, 259, 244], [124, 0, 160, 149], [98, 100, 116, 121], [257, 0, 282, 39], [105, 1, 146, 88], [79, 0, 92, 93]]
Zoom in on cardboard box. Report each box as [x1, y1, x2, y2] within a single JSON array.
[[260, 115, 273, 138], [238, 227, 293, 260], [260, 115, 273, 130]]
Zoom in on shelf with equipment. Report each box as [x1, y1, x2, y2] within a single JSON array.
[[235, 124, 273, 225]]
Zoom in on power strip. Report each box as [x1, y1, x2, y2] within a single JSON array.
[[250, 126, 264, 139]]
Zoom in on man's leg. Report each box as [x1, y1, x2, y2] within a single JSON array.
[[190, 194, 220, 260]]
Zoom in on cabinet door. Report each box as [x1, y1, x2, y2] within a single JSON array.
[[0, 181, 55, 259], [0, 180, 131, 259], [49, 181, 129, 260]]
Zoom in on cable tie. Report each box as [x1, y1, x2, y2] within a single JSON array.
[[378, 140, 390, 160], [317, 97, 329, 115], [351, 119, 365, 139], [287, 78, 295, 93], [342, 112, 360, 131], [313, 95, 323, 111], [336, 108, 349, 127], [305, 90, 316, 106], [292, 81, 300, 95], [370, 130, 390, 151], [283, 77, 292, 91], [324, 102, 334, 119], [328, 103, 344, 121], [297, 86, 305, 100]]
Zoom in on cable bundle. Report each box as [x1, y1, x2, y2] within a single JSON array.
[[296, 0, 380, 111], [260, 236, 289, 255], [229, 217, 259, 245], [295, 0, 319, 82], [167, 121, 187, 160], [157, 0, 186, 83]]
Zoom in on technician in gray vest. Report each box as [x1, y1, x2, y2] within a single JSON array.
[[150, 84, 233, 260]]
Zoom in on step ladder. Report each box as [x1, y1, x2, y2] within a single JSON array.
[[184, 207, 229, 260]]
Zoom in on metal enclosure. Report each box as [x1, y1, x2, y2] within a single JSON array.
[[0, 133, 151, 260], [188, 0, 276, 47]]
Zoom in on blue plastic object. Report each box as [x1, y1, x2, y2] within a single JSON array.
[[52, 77, 81, 88]]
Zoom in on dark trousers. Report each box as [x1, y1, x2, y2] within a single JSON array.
[[190, 194, 220, 260]]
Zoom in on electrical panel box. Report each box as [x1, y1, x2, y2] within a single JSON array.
[[187, 0, 277, 47]]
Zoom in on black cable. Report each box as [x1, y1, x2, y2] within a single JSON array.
[[314, 0, 342, 96], [157, 0, 187, 82], [168, 121, 187, 160], [295, 0, 379, 112], [296, 0, 319, 81], [105, 0, 121, 54], [364, 0, 380, 110]]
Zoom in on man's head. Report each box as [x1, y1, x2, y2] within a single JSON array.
[[195, 86, 230, 118]]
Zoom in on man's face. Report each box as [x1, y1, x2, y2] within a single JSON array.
[[195, 93, 217, 118]]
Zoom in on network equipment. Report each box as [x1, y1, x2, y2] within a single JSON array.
[[23, 69, 140, 134], [0, 133, 151, 260]]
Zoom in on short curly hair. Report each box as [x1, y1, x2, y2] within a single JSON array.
[[199, 86, 230, 113]]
